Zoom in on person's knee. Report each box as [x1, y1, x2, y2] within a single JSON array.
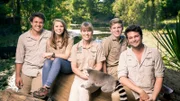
[[53, 58, 63, 63], [43, 59, 52, 68]]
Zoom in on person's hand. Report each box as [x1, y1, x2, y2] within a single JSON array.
[[43, 53, 53, 59], [15, 76, 23, 89], [80, 73, 89, 80], [139, 90, 149, 101]]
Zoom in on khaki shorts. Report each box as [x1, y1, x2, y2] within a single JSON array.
[[19, 73, 42, 94], [111, 86, 137, 101]]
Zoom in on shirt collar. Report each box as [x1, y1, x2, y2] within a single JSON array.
[[127, 45, 151, 56], [110, 34, 125, 43], [78, 39, 94, 49], [26, 29, 46, 39]]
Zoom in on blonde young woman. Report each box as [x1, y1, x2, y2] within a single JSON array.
[[68, 22, 105, 101], [33, 19, 74, 99]]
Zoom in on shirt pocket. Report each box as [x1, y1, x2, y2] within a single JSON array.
[[127, 58, 137, 68], [88, 50, 97, 68], [126, 58, 138, 79], [142, 57, 155, 75], [25, 40, 36, 51], [76, 53, 84, 68], [140, 58, 155, 87], [110, 46, 120, 59], [88, 57, 96, 68]]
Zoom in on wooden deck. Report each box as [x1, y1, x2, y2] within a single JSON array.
[[50, 73, 111, 101]]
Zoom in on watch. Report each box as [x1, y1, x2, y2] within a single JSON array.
[[52, 52, 55, 58]]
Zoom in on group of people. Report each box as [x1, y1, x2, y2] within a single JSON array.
[[15, 12, 166, 101]]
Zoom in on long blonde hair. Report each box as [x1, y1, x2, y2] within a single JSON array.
[[49, 19, 69, 49]]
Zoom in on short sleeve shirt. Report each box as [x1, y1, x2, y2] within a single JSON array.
[[118, 45, 165, 99], [69, 40, 105, 71], [102, 34, 127, 68], [46, 36, 74, 54], [15, 29, 51, 77]]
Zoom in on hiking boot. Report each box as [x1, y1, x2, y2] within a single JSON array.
[[33, 87, 49, 99]]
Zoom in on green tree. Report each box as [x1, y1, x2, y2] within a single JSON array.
[[160, 0, 180, 19], [20, 0, 73, 31], [112, 0, 162, 29], [72, 0, 91, 23]]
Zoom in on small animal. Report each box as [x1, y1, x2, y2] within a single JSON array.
[[81, 69, 128, 101]]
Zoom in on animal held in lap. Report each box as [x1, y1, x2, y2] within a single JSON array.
[[81, 69, 128, 101]]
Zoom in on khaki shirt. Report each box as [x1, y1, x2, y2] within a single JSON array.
[[118, 45, 165, 99], [15, 29, 51, 77], [46, 36, 74, 54], [102, 34, 127, 68], [69, 40, 105, 71]]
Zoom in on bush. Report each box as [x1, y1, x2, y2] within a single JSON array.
[[153, 15, 180, 70]]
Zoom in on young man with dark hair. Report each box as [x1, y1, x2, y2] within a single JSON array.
[[15, 12, 51, 94], [112, 24, 165, 101]]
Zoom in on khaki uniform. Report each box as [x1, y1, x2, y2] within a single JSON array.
[[102, 35, 127, 78], [68, 40, 105, 101], [118, 45, 165, 100], [69, 40, 105, 70], [15, 29, 51, 93]]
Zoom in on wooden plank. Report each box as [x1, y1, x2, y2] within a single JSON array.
[[0, 89, 43, 101]]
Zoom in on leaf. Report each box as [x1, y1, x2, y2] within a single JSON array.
[[152, 15, 180, 71]]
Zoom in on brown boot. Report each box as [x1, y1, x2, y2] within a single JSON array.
[[33, 87, 50, 99]]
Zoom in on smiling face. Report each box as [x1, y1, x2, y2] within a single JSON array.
[[81, 27, 93, 41], [110, 23, 123, 38], [30, 17, 44, 33], [54, 21, 64, 36], [80, 22, 93, 42], [127, 31, 142, 48]]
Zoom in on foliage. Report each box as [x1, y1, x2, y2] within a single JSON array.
[[71, 0, 114, 24], [112, 0, 162, 29], [152, 16, 180, 70], [19, 0, 74, 31], [1, 0, 180, 32], [0, 34, 19, 46], [0, 58, 15, 90], [160, 0, 180, 19], [72, 0, 91, 23]]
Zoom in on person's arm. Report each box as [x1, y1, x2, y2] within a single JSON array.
[[15, 35, 24, 89], [44, 46, 72, 59], [94, 43, 105, 71], [71, 62, 88, 80], [150, 49, 164, 100], [15, 63, 23, 89], [103, 61, 107, 73], [44, 38, 74, 59], [151, 77, 163, 101], [94, 61, 103, 71]]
